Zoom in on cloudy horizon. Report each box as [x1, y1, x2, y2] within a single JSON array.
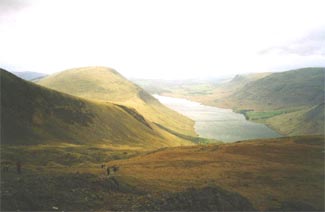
[[1, 0, 324, 79]]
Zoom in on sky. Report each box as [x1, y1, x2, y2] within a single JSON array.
[[0, 0, 324, 79]]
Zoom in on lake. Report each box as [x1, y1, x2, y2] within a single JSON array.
[[154, 95, 281, 142]]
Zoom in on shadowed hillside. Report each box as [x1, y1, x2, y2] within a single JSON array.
[[37, 67, 195, 136], [0, 69, 192, 148]]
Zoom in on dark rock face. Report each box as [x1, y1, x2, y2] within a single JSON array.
[[138, 186, 256, 211]]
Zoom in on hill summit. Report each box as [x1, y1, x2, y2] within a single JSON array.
[[38, 67, 195, 136], [1, 69, 191, 148]]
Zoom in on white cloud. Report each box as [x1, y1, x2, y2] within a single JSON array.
[[0, 0, 325, 78]]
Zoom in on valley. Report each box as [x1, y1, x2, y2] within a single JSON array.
[[1, 1, 324, 211], [138, 67, 325, 136], [1, 66, 324, 211]]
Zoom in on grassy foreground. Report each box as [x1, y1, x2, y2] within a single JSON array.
[[109, 135, 325, 211], [1, 135, 323, 211]]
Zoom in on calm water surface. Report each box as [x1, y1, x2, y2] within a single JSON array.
[[154, 95, 281, 142]]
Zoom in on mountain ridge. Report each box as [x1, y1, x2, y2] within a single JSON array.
[[1, 69, 192, 148], [37, 66, 195, 136]]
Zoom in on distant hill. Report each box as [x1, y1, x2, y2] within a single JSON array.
[[222, 72, 272, 91], [11, 71, 47, 81], [200, 72, 272, 103], [213, 67, 325, 135], [1, 69, 192, 148], [37, 67, 195, 136], [143, 72, 272, 106], [225, 68, 325, 110]]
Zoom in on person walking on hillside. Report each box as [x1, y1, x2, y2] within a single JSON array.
[[16, 161, 21, 174], [106, 167, 110, 176]]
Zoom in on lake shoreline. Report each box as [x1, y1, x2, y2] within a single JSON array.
[[157, 93, 286, 137], [154, 94, 281, 143]]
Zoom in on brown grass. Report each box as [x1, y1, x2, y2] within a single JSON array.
[[109, 135, 325, 211]]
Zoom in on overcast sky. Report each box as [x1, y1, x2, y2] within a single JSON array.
[[0, 0, 324, 79]]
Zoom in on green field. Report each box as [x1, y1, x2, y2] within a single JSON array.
[[237, 108, 303, 121]]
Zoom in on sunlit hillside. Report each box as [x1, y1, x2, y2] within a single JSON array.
[[1, 69, 192, 148], [38, 67, 195, 136], [109, 135, 325, 211]]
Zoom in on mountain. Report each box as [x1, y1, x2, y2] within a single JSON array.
[[0, 69, 192, 148], [214, 67, 325, 135], [224, 67, 325, 110], [37, 67, 195, 136], [12, 71, 48, 81], [222, 72, 272, 91]]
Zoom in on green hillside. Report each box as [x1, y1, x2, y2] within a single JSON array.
[[221, 68, 325, 135], [37, 67, 195, 136], [264, 103, 325, 136], [0, 69, 192, 148], [226, 67, 325, 110]]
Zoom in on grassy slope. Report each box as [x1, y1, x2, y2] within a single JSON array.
[[37, 67, 195, 136], [1, 69, 191, 148], [0, 146, 253, 211], [225, 67, 325, 110], [264, 103, 325, 136], [2, 135, 323, 211], [210, 72, 272, 102], [224, 68, 325, 135], [109, 135, 325, 211]]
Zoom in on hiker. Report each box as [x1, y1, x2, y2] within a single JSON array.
[[16, 161, 21, 174], [113, 166, 119, 172], [106, 167, 110, 176]]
